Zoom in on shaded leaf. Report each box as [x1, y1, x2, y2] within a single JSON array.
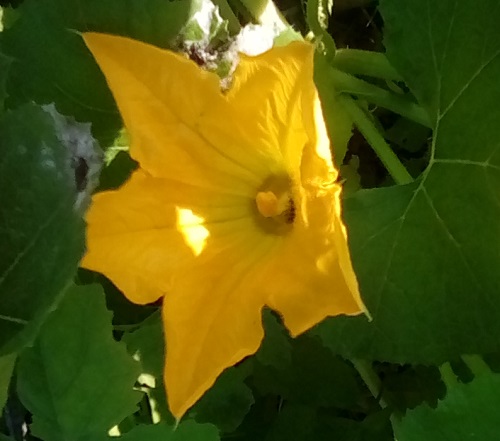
[[0, 51, 10, 111], [265, 404, 316, 441], [190, 367, 254, 433], [119, 421, 220, 441], [0, 104, 85, 354], [0, 0, 199, 144], [378, 364, 446, 411], [265, 404, 392, 441], [17, 284, 141, 441], [253, 335, 362, 410], [0, 353, 16, 410], [255, 310, 291, 370], [316, 0, 500, 363], [123, 310, 172, 423], [125, 311, 164, 380], [394, 372, 500, 440]]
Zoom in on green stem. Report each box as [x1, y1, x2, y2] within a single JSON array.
[[306, 0, 337, 58], [333, 48, 403, 82], [351, 359, 387, 408], [338, 94, 414, 185], [212, 0, 241, 34], [331, 67, 431, 128], [461, 355, 491, 377], [439, 362, 459, 389]]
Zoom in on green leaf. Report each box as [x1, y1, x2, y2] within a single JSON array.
[[118, 421, 220, 441], [125, 311, 164, 380], [0, 0, 199, 144], [253, 334, 362, 410], [316, 0, 500, 363], [255, 310, 291, 370], [190, 367, 254, 433], [265, 404, 392, 441], [0, 104, 85, 355], [0, 52, 11, 111], [394, 372, 500, 440], [16, 284, 141, 441], [123, 310, 172, 423], [0, 353, 16, 411], [379, 364, 445, 411], [265, 404, 316, 441]]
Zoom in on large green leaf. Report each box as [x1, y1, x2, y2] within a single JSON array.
[[0, 104, 85, 354], [0, 0, 199, 144], [394, 372, 500, 440], [16, 284, 141, 441], [316, 0, 500, 362]]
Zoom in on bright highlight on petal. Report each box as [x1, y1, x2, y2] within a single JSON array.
[[81, 31, 367, 420], [176, 208, 210, 257]]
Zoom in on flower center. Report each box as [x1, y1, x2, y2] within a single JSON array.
[[255, 191, 295, 223], [253, 175, 296, 234]]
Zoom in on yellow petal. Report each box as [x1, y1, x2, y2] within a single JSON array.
[[264, 182, 365, 336], [82, 170, 250, 304], [263, 94, 366, 334], [225, 42, 315, 174], [163, 224, 273, 418], [83, 32, 263, 194]]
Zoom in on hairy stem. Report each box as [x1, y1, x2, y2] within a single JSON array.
[[331, 67, 431, 128], [439, 362, 459, 389], [334, 48, 403, 82], [351, 359, 387, 408], [306, 0, 337, 58], [338, 94, 414, 185], [212, 0, 241, 34], [461, 354, 492, 377]]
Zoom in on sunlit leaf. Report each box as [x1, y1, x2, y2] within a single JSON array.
[[17, 284, 141, 441], [316, 0, 500, 363]]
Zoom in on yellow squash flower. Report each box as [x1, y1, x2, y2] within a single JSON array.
[[81, 32, 367, 419]]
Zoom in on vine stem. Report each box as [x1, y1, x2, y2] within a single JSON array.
[[351, 359, 388, 408], [461, 354, 491, 377], [439, 362, 459, 389], [306, 0, 337, 60], [338, 94, 414, 185], [333, 48, 403, 82], [329, 67, 431, 128], [212, 0, 241, 34]]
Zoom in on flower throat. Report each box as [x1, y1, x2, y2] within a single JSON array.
[[254, 174, 295, 235]]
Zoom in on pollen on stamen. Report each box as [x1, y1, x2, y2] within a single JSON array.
[[256, 191, 280, 218]]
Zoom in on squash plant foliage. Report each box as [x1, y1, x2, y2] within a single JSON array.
[[1, 0, 500, 440]]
